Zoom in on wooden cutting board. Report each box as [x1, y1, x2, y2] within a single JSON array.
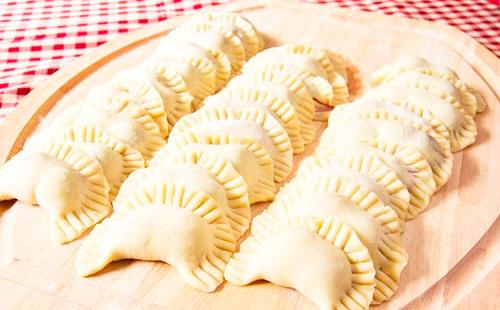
[[0, 1, 499, 309]]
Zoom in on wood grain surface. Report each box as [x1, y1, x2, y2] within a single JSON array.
[[0, 1, 499, 309]]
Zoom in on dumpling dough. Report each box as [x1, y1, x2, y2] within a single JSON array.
[[186, 11, 264, 59], [254, 190, 408, 303], [0, 142, 111, 243], [77, 181, 236, 292], [366, 86, 477, 152], [320, 118, 452, 189], [164, 134, 275, 203], [169, 106, 293, 182], [225, 216, 376, 310]]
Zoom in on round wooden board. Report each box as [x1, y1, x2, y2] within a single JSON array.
[[0, 1, 499, 309]]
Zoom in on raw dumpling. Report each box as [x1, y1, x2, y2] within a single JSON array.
[[225, 216, 376, 310], [330, 98, 451, 155], [26, 97, 165, 160], [366, 86, 477, 152], [171, 21, 246, 74], [320, 118, 452, 189], [186, 11, 264, 59], [370, 56, 485, 112], [123, 149, 251, 238], [111, 65, 193, 132], [297, 153, 410, 221], [77, 182, 235, 292], [319, 142, 435, 220], [384, 71, 477, 117], [157, 39, 230, 92], [257, 169, 404, 235], [55, 125, 145, 198], [88, 76, 169, 138], [144, 55, 212, 110], [227, 70, 316, 143], [243, 52, 334, 105], [0, 142, 111, 243], [254, 188, 408, 303], [168, 106, 293, 182], [154, 142, 274, 204], [204, 89, 305, 154]]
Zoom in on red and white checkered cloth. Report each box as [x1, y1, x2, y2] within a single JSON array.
[[0, 0, 498, 121]]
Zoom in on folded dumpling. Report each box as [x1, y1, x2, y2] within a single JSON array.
[[330, 98, 451, 155], [55, 125, 144, 198], [153, 141, 274, 204], [77, 181, 235, 292], [0, 142, 111, 243], [254, 186, 408, 303], [118, 150, 251, 238], [367, 86, 477, 152], [383, 71, 477, 117], [186, 11, 264, 59], [370, 56, 485, 112], [225, 216, 376, 310], [170, 21, 246, 74], [156, 39, 230, 92], [320, 118, 452, 189], [227, 70, 316, 143], [169, 106, 293, 182], [204, 88, 305, 154]]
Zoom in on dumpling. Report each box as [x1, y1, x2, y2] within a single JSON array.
[[26, 96, 165, 160], [370, 56, 485, 112], [204, 88, 305, 154], [320, 118, 452, 189], [55, 125, 145, 198], [227, 70, 316, 143], [156, 39, 230, 92], [367, 86, 477, 152], [267, 44, 348, 83], [88, 76, 169, 138], [118, 149, 251, 238], [330, 98, 451, 155], [154, 141, 274, 204], [77, 181, 236, 292], [144, 55, 212, 110], [168, 106, 293, 182], [383, 71, 477, 117], [297, 153, 410, 221], [0, 142, 111, 243], [319, 142, 435, 220], [111, 65, 193, 132], [186, 11, 264, 59], [170, 21, 246, 74], [225, 216, 376, 310], [257, 169, 404, 235], [243, 52, 334, 105], [254, 187, 408, 303]]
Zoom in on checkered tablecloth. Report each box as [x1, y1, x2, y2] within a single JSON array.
[[0, 0, 498, 121]]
